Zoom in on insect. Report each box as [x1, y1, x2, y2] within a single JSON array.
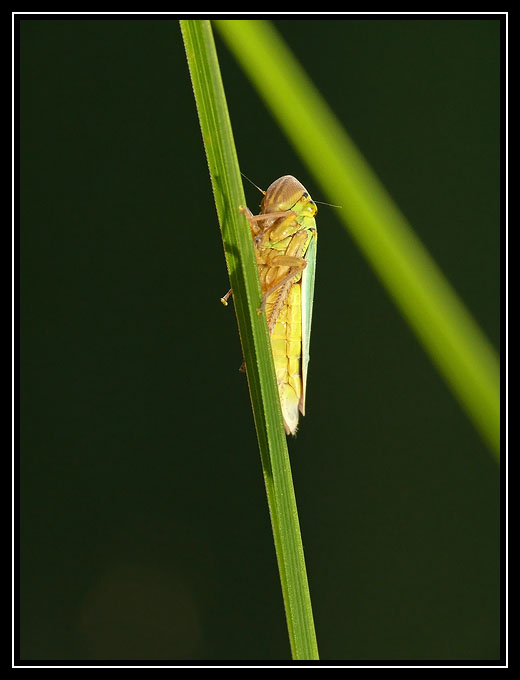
[[221, 175, 317, 435]]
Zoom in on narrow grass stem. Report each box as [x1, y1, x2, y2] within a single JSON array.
[[180, 19, 319, 660]]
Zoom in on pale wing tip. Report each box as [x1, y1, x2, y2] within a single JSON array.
[[280, 387, 300, 436], [284, 418, 298, 436]]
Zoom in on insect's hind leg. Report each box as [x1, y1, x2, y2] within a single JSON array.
[[220, 289, 233, 306]]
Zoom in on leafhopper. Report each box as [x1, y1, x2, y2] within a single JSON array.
[[222, 175, 317, 435]]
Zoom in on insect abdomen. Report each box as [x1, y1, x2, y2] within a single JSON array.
[[269, 283, 302, 435]]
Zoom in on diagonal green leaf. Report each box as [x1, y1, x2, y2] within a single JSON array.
[[215, 19, 500, 461]]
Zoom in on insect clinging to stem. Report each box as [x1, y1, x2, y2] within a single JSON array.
[[221, 174, 318, 435]]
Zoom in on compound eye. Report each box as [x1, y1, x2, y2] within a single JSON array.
[[290, 192, 309, 210]]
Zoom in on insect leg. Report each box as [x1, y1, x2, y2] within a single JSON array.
[[259, 255, 308, 317], [220, 289, 233, 306], [239, 205, 297, 240]]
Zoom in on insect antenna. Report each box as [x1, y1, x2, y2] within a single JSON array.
[[314, 199, 342, 208], [240, 172, 265, 195]]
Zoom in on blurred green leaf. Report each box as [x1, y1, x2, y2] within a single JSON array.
[[215, 19, 500, 461]]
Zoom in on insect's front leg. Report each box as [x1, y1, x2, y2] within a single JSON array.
[[239, 205, 297, 243], [238, 204, 257, 235], [221, 206, 291, 306]]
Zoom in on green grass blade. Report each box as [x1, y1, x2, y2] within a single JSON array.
[[215, 19, 500, 461], [180, 20, 319, 660]]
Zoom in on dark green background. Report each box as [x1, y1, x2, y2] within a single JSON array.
[[20, 18, 501, 661]]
